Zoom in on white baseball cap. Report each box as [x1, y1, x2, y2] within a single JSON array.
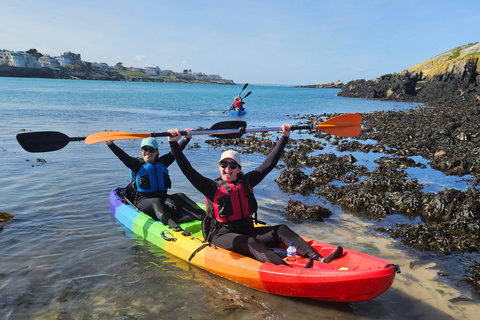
[[219, 150, 241, 165]]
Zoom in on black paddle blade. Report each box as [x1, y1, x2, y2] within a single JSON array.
[[16, 131, 71, 152], [209, 121, 246, 139]]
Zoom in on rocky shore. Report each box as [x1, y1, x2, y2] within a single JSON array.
[[295, 80, 344, 89], [338, 43, 480, 106]]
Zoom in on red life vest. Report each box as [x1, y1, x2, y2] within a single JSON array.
[[205, 178, 257, 223], [234, 100, 244, 110]]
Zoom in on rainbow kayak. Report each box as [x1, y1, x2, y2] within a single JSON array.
[[109, 187, 399, 302]]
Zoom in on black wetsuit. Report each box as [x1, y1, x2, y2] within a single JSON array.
[[108, 137, 190, 228], [170, 136, 320, 266]]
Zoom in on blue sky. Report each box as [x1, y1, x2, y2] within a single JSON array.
[[2, 1, 479, 85]]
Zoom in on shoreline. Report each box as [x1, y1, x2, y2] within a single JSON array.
[[0, 65, 236, 85]]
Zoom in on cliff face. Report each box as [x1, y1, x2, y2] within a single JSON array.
[[338, 43, 480, 106]]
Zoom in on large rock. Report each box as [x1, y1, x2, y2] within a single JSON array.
[[338, 43, 480, 106]]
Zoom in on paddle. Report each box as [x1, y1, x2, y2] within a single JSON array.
[[16, 131, 86, 153], [16, 121, 248, 152], [17, 114, 362, 152], [85, 121, 248, 144], [242, 91, 252, 99], [84, 113, 361, 145], [238, 83, 248, 96]]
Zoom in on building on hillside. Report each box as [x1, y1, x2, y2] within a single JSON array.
[[93, 62, 110, 70], [0, 51, 41, 68], [38, 56, 60, 68], [55, 57, 68, 67], [0, 51, 9, 65], [62, 51, 81, 65], [144, 67, 160, 76], [128, 67, 143, 72], [144, 66, 169, 76]]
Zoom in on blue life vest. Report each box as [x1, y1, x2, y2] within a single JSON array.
[[133, 162, 171, 193]]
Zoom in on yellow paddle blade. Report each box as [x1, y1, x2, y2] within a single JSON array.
[[316, 113, 362, 137], [85, 131, 151, 145]]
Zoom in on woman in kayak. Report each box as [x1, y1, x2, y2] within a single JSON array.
[[167, 125, 342, 266], [106, 130, 193, 231]]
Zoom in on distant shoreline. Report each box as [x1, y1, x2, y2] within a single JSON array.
[[0, 65, 236, 85]]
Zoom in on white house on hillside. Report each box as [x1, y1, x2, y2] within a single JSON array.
[[0, 51, 9, 65], [38, 56, 60, 68], [55, 57, 69, 67], [0, 51, 41, 68]]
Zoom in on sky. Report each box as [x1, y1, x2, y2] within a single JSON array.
[[2, 0, 480, 85]]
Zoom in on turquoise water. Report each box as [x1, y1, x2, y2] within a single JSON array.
[[1, 77, 478, 319]]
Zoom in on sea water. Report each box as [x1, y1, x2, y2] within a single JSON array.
[[1, 77, 479, 319]]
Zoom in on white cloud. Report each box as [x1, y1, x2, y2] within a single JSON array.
[[354, 68, 366, 72], [134, 55, 146, 61]]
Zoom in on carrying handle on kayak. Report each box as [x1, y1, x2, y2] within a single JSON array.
[[385, 264, 401, 273], [160, 231, 176, 242]]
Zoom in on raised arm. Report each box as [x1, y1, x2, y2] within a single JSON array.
[[246, 124, 291, 187], [168, 129, 217, 199], [106, 141, 139, 169]]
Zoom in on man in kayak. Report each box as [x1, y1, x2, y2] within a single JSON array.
[[167, 125, 343, 266], [106, 130, 193, 231]]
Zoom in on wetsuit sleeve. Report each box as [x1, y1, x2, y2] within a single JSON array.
[[108, 143, 139, 170], [246, 136, 289, 187], [158, 137, 191, 167], [169, 141, 217, 200]]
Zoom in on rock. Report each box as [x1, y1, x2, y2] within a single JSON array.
[[295, 80, 344, 88], [434, 150, 447, 157], [338, 43, 480, 106]]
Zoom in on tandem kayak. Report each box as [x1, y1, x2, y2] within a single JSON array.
[[109, 187, 400, 302], [230, 109, 246, 116]]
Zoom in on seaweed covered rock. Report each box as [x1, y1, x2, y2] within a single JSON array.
[[275, 168, 315, 195], [310, 153, 368, 184], [284, 199, 332, 222], [466, 261, 480, 294]]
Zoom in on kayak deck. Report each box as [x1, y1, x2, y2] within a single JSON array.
[[109, 187, 399, 302]]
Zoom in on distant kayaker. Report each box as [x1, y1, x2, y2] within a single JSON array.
[[230, 95, 245, 111], [167, 125, 343, 266], [106, 130, 193, 231]]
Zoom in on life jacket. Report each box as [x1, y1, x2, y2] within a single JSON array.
[[132, 162, 171, 193], [234, 100, 243, 110], [205, 177, 257, 223]]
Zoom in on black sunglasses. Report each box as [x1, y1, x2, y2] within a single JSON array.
[[219, 161, 239, 169], [142, 146, 157, 153]]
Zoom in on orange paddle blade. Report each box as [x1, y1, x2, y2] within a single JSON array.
[[316, 113, 362, 137], [85, 131, 151, 145]]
